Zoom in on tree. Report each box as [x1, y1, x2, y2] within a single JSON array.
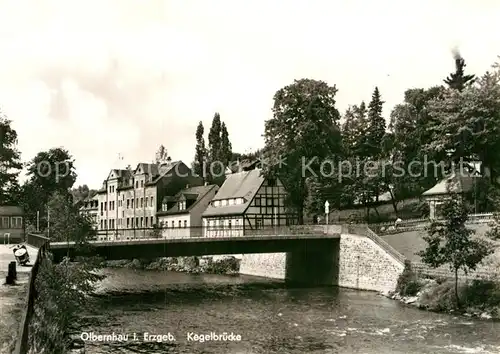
[[208, 112, 222, 162], [193, 121, 207, 178], [426, 63, 500, 184], [207, 112, 223, 179], [155, 144, 171, 165], [264, 79, 342, 223], [0, 111, 22, 204], [46, 191, 96, 244], [22, 148, 77, 228], [444, 50, 476, 91], [71, 185, 92, 202], [418, 182, 494, 308], [366, 87, 386, 157], [220, 122, 232, 166]]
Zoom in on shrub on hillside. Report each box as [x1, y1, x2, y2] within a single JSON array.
[[396, 260, 423, 297]]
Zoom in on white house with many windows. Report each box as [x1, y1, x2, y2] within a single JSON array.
[[202, 168, 297, 237], [157, 184, 218, 238]]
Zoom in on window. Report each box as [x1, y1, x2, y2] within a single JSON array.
[[228, 220, 232, 229], [255, 197, 261, 206], [184, 220, 187, 228], [127, 218, 130, 228], [178, 220, 181, 228], [127, 199, 130, 208], [235, 219, 239, 228], [123, 195, 125, 200], [101, 220, 103, 229], [151, 216, 154, 226], [135, 181, 139, 188], [150, 196, 154, 207], [131, 199, 134, 208], [140, 217, 144, 227], [140, 198, 143, 208], [104, 220, 108, 229], [104, 202, 107, 211], [141, 180, 144, 187], [145, 217, 148, 227], [0, 216, 9, 228], [136, 198, 139, 207], [136, 217, 139, 227], [162, 203, 168, 212], [109, 186, 112, 193], [171, 221, 174, 228], [122, 211, 124, 217]]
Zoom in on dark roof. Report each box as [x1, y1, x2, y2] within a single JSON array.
[[157, 185, 218, 216], [422, 170, 478, 197], [226, 159, 259, 174], [202, 169, 264, 217], [0, 206, 23, 215]]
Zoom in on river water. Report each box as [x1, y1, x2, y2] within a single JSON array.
[[78, 268, 500, 354]]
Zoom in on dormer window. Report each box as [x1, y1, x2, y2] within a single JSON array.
[[162, 203, 168, 212], [179, 201, 186, 210]]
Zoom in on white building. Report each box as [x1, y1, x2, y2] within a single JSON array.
[[156, 184, 219, 238]]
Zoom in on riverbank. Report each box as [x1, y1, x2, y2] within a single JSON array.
[[104, 255, 240, 275], [384, 263, 500, 320]]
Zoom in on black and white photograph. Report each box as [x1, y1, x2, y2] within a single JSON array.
[[1, 1, 500, 353]]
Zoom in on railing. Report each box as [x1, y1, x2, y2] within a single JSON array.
[[25, 233, 51, 248], [343, 224, 406, 265], [14, 236, 50, 354], [370, 212, 496, 235], [88, 225, 339, 242]]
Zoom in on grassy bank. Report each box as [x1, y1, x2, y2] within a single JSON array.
[[105, 256, 240, 275], [389, 262, 500, 319]]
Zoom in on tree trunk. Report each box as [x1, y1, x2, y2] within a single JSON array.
[[454, 267, 460, 309], [388, 189, 399, 216]]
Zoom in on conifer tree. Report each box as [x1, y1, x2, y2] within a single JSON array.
[[193, 121, 206, 178], [366, 87, 386, 157], [444, 51, 476, 91]]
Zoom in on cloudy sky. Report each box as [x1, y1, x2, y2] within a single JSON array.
[[1, 0, 499, 188]]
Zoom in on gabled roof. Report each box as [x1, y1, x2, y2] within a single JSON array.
[[202, 169, 265, 217], [157, 185, 218, 216], [422, 170, 478, 197], [0, 206, 23, 215]]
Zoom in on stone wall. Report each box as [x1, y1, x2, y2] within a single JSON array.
[[338, 234, 405, 293], [239, 253, 286, 279], [240, 234, 405, 294]]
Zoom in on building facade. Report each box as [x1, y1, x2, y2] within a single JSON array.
[[0, 206, 24, 243], [156, 184, 218, 238], [95, 161, 203, 240], [202, 169, 298, 237], [78, 193, 99, 227]]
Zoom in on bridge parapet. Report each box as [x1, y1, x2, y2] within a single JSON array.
[[25, 233, 50, 249], [93, 225, 342, 242]]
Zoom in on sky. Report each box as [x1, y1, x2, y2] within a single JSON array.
[[0, 0, 499, 188]]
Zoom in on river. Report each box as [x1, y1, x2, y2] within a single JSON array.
[[77, 268, 500, 354]]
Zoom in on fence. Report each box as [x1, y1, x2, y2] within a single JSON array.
[[14, 236, 50, 354], [370, 212, 496, 235], [343, 224, 406, 265], [25, 233, 51, 248], [92, 225, 339, 241]]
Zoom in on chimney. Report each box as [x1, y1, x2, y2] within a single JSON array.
[[185, 184, 190, 189], [204, 182, 209, 186]]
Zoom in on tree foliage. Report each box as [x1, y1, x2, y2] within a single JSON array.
[[193, 121, 207, 178], [155, 144, 171, 165], [0, 111, 22, 204], [444, 52, 476, 91], [263, 79, 342, 222]]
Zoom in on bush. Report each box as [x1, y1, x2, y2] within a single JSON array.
[[462, 279, 500, 309], [28, 254, 104, 354], [396, 260, 423, 297]]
